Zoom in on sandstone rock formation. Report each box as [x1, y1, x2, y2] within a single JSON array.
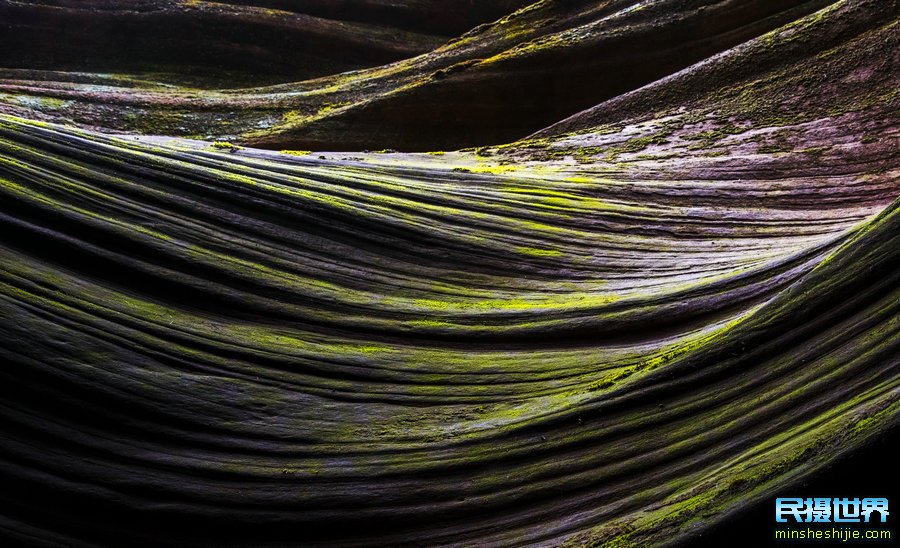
[[0, 0, 897, 546]]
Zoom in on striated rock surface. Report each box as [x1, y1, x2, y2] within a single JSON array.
[[0, 0, 897, 546]]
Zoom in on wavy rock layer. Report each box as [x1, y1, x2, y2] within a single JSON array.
[[0, 0, 898, 546], [1, 0, 874, 149], [0, 0, 534, 86]]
